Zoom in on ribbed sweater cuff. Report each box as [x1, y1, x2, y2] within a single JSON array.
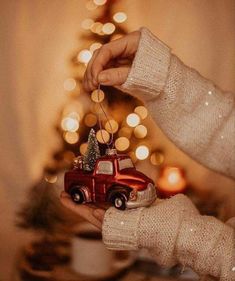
[[177, 216, 235, 279], [120, 27, 171, 102], [102, 207, 144, 250]]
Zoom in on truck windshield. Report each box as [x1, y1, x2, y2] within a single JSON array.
[[118, 158, 134, 170], [96, 161, 113, 175]]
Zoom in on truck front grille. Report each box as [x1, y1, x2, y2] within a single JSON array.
[[137, 183, 156, 201]]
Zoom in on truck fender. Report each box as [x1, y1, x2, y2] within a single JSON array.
[[69, 185, 92, 202], [106, 185, 132, 202]]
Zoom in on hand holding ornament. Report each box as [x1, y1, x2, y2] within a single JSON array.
[[60, 191, 105, 229]]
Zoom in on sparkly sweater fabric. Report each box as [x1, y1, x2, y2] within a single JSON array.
[[121, 28, 235, 180], [102, 28, 235, 280]]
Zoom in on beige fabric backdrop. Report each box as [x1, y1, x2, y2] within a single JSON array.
[[0, 0, 235, 279]]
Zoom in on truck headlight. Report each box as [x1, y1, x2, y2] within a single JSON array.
[[147, 183, 154, 190], [129, 190, 137, 201]]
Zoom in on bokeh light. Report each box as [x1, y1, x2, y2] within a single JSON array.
[[102, 23, 116, 35], [80, 143, 88, 155], [126, 113, 140, 127], [44, 174, 58, 184], [86, 0, 97, 10], [81, 18, 94, 30], [105, 119, 119, 133], [134, 106, 148, 120], [134, 125, 147, 139], [63, 78, 76, 91], [78, 49, 92, 63], [90, 22, 103, 34], [84, 113, 97, 127], [67, 111, 80, 121], [115, 137, 130, 151], [91, 89, 105, 103], [135, 145, 149, 160], [61, 117, 79, 132], [64, 131, 79, 144], [93, 0, 107, 5], [90, 42, 102, 53], [113, 12, 127, 23], [96, 129, 110, 144]]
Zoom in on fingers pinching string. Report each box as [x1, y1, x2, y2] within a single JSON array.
[[97, 84, 114, 148]]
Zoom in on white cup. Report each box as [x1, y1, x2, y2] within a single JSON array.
[[71, 222, 134, 278]]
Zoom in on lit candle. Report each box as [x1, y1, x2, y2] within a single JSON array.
[[157, 166, 187, 197]]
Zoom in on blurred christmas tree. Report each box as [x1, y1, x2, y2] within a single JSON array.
[[55, 0, 188, 197]]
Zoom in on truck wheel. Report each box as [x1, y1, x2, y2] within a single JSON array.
[[70, 187, 85, 204], [111, 193, 126, 210]]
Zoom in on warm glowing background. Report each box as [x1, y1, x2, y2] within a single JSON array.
[[0, 0, 235, 279]]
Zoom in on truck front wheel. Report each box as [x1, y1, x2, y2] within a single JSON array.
[[111, 193, 127, 210], [70, 187, 85, 204]]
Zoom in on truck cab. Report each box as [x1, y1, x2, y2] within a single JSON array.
[[64, 153, 156, 210]]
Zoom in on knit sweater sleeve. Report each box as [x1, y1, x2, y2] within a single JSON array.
[[102, 194, 235, 280], [118, 27, 235, 180]]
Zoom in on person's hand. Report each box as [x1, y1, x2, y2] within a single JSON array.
[[60, 191, 106, 229], [83, 30, 141, 92]]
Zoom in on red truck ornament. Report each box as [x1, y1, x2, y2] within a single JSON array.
[[64, 150, 157, 210]]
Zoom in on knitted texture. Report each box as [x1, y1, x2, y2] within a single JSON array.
[[177, 215, 235, 280], [120, 27, 235, 179], [102, 207, 143, 250], [102, 194, 235, 280], [121, 27, 171, 101]]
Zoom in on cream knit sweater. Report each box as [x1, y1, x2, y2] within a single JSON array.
[[102, 28, 235, 280]]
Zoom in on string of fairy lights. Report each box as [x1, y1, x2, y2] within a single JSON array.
[[57, 0, 187, 196]]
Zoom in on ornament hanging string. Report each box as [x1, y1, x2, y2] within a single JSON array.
[[97, 84, 114, 148]]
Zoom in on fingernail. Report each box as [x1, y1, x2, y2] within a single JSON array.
[[98, 73, 107, 83]]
